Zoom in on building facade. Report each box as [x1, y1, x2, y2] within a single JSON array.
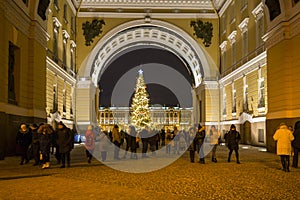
[[1, 0, 300, 157], [98, 107, 193, 131]]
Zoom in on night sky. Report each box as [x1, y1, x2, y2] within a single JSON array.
[[98, 47, 194, 107]]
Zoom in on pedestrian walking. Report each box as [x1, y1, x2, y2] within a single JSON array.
[[160, 129, 166, 146], [99, 130, 111, 162], [128, 125, 138, 159], [85, 125, 96, 163], [224, 124, 241, 164], [140, 126, 149, 158], [196, 124, 206, 164], [273, 123, 294, 172], [56, 121, 73, 168], [30, 124, 40, 166], [209, 125, 221, 163], [188, 127, 197, 163], [165, 129, 172, 154], [292, 121, 300, 168], [112, 125, 121, 160], [172, 126, 180, 155], [16, 123, 32, 165], [122, 130, 130, 159], [38, 124, 53, 169]]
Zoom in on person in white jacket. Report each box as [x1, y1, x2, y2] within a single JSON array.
[[273, 123, 294, 172]]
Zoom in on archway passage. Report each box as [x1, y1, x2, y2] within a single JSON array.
[[99, 47, 193, 107]]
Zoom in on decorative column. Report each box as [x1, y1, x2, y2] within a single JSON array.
[[75, 78, 98, 133]]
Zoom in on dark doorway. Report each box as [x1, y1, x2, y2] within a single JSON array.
[[241, 121, 251, 144]]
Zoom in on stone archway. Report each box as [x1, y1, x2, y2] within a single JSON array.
[[75, 19, 219, 131]]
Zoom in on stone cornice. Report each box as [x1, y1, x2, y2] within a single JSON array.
[[70, 40, 76, 48], [46, 57, 76, 85], [227, 30, 237, 45], [238, 18, 249, 33], [1, 1, 31, 36], [252, 2, 264, 19], [75, 0, 214, 10], [218, 0, 232, 17], [63, 29, 70, 39], [219, 51, 267, 87], [78, 11, 218, 19], [219, 40, 228, 54], [53, 17, 62, 28], [263, 12, 300, 49], [1, 1, 48, 48]]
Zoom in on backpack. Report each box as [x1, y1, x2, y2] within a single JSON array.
[[85, 135, 93, 146]]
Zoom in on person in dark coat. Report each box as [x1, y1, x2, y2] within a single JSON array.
[[160, 129, 166, 146], [38, 124, 53, 169], [140, 126, 149, 158], [30, 124, 40, 166], [128, 125, 138, 159], [122, 130, 130, 159], [188, 127, 197, 163], [224, 124, 241, 164], [196, 124, 206, 164], [16, 123, 32, 165], [98, 130, 111, 162], [148, 129, 158, 156], [292, 121, 300, 168], [56, 122, 73, 168]]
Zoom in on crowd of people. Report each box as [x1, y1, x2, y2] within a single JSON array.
[[15, 121, 74, 169], [15, 121, 300, 172]]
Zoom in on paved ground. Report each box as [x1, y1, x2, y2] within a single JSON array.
[[0, 143, 300, 200]]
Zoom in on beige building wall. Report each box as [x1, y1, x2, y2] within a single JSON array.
[[263, 0, 300, 152], [0, 0, 48, 158], [46, 0, 76, 128]]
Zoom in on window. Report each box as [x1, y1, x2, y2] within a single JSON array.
[[22, 0, 28, 5], [258, 80, 265, 108], [293, 0, 300, 6], [243, 77, 248, 112], [258, 129, 264, 143], [8, 42, 20, 105], [230, 3, 235, 24], [63, 4, 68, 23], [231, 42, 236, 65], [63, 40, 67, 70], [232, 88, 236, 114], [53, 85, 58, 112], [63, 85, 66, 118], [54, 0, 59, 10], [53, 25, 59, 63], [222, 88, 227, 115], [70, 89, 73, 118], [242, 31, 248, 57], [252, 3, 265, 49], [221, 14, 227, 34], [71, 17, 75, 34], [70, 40, 76, 75], [257, 17, 264, 47], [258, 68, 265, 108], [228, 31, 237, 66], [219, 41, 227, 72], [241, 0, 247, 12], [238, 18, 249, 59]]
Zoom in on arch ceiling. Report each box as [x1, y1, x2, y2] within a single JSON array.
[[72, 0, 226, 15]]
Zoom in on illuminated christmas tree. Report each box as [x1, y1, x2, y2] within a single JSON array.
[[130, 69, 151, 130]]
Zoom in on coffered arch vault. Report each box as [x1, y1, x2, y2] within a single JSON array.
[[80, 19, 218, 87]]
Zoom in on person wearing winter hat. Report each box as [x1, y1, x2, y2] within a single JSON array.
[[224, 124, 241, 164]]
